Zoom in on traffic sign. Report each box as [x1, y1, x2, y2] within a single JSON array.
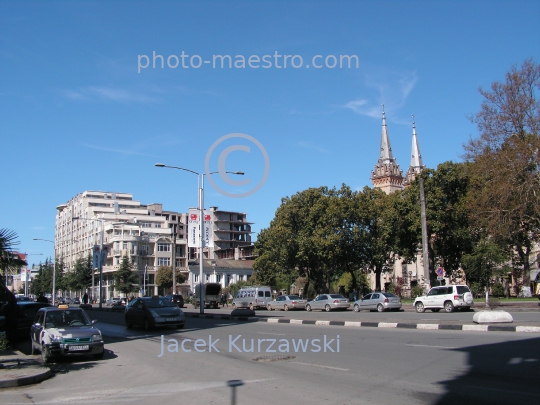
[[436, 267, 444, 277], [437, 276, 445, 280]]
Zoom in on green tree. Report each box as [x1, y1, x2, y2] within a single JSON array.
[[113, 255, 138, 295], [462, 238, 510, 302], [72, 255, 93, 292], [464, 59, 540, 288], [0, 228, 27, 287], [155, 266, 186, 294]]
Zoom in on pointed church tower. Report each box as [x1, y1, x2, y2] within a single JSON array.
[[371, 106, 404, 194], [404, 115, 425, 187]]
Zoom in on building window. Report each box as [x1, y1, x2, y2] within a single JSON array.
[[123, 242, 128, 250], [216, 274, 221, 283], [148, 274, 155, 285], [157, 257, 171, 266], [157, 243, 170, 252], [154, 223, 162, 228], [206, 274, 210, 282], [194, 274, 199, 283], [142, 223, 152, 228]]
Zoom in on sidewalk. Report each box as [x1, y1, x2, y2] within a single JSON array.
[[0, 349, 52, 388]]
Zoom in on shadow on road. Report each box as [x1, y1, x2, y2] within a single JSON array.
[[434, 336, 540, 405]]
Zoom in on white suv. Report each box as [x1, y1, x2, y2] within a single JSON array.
[[414, 285, 474, 313]]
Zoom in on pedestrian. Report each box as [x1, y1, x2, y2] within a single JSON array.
[[36, 293, 48, 303], [353, 288, 358, 301], [220, 293, 228, 307], [82, 292, 89, 305]]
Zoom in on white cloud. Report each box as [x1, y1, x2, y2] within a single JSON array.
[[345, 69, 418, 119], [62, 86, 160, 103]]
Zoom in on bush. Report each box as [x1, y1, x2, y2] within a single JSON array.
[[0, 333, 10, 351], [386, 283, 396, 294], [411, 285, 425, 300], [471, 282, 484, 298], [491, 282, 505, 297]]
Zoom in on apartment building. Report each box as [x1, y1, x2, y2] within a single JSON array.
[[55, 191, 254, 300], [55, 191, 187, 300]]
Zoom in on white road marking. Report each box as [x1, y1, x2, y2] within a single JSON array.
[[406, 344, 456, 349], [291, 361, 350, 371]]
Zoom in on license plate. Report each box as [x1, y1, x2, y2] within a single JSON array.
[[68, 345, 89, 351], [165, 318, 178, 322]]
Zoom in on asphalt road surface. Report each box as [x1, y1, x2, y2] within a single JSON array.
[[1, 317, 539, 405]]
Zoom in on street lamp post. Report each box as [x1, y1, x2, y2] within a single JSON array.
[[33, 239, 55, 302], [23, 253, 43, 297], [155, 163, 243, 314]]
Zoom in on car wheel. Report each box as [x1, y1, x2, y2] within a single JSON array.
[[267, 304, 272, 311], [93, 350, 105, 360], [354, 304, 360, 312], [444, 301, 454, 313], [377, 304, 384, 312], [306, 304, 312, 312], [41, 344, 52, 364], [325, 304, 331, 312], [431, 308, 440, 312], [284, 305, 289, 311], [143, 318, 152, 331], [415, 302, 425, 313]]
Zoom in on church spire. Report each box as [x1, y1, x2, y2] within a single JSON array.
[[405, 115, 425, 186], [371, 105, 404, 194], [379, 104, 394, 164]]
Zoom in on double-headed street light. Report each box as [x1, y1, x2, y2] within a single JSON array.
[[155, 163, 244, 314], [33, 239, 55, 302]]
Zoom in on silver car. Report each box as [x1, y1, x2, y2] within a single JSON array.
[[306, 294, 350, 312], [353, 292, 402, 312], [267, 295, 307, 311]]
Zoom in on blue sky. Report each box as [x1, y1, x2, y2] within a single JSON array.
[[2, 1, 539, 267]]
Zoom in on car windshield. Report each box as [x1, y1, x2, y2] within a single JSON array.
[[382, 293, 396, 297], [45, 310, 91, 327], [143, 298, 175, 308], [329, 294, 346, 299]]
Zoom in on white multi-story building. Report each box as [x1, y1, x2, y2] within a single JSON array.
[[55, 191, 254, 300], [55, 191, 188, 300]]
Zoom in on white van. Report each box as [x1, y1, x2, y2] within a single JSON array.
[[232, 286, 273, 310]]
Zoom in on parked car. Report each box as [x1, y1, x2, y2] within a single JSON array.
[[72, 297, 81, 305], [414, 285, 474, 313], [305, 294, 350, 312], [125, 296, 185, 330], [194, 283, 222, 309], [232, 286, 273, 310], [30, 305, 104, 363], [353, 292, 402, 312], [165, 294, 185, 308], [16, 296, 32, 302], [106, 297, 122, 306], [0, 301, 52, 339], [267, 295, 307, 311]]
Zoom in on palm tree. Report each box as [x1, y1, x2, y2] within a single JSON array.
[[0, 228, 27, 287]]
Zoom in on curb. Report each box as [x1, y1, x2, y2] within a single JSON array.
[[0, 368, 52, 388], [182, 313, 540, 333]]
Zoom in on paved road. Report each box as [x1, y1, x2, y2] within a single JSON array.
[[2, 316, 539, 405]]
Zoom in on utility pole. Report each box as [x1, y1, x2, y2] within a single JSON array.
[[419, 176, 430, 288]]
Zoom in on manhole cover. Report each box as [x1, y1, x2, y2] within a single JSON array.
[[252, 355, 296, 362]]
